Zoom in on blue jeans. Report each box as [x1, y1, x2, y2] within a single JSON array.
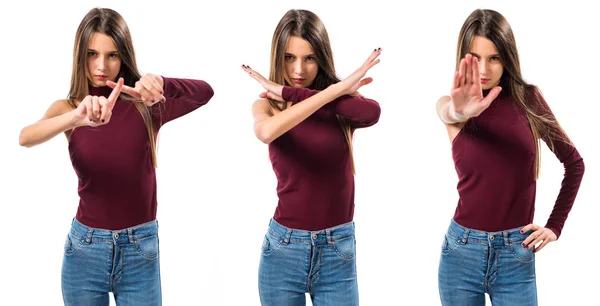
[[61, 218, 161, 306], [438, 220, 537, 305], [258, 219, 359, 306]]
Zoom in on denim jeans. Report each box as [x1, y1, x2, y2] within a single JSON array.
[[438, 220, 537, 306], [258, 219, 358, 306], [61, 218, 161, 306]]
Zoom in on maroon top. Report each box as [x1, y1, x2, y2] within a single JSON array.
[[452, 88, 584, 238], [269, 87, 381, 230], [70, 77, 214, 229]]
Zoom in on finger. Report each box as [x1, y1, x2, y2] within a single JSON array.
[[471, 55, 480, 87], [458, 58, 467, 87], [120, 84, 138, 98], [92, 96, 100, 120], [99, 97, 109, 123], [534, 238, 551, 253], [365, 58, 381, 71], [364, 47, 382, 66], [481, 86, 502, 107], [140, 77, 161, 103], [259, 92, 268, 99], [358, 77, 373, 88], [520, 224, 536, 234], [142, 75, 164, 100], [85, 98, 94, 122], [465, 54, 473, 85], [106, 80, 117, 89], [452, 71, 460, 89], [107, 78, 124, 109], [524, 229, 544, 249]]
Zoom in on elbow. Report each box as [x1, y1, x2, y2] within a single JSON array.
[[254, 125, 275, 144], [19, 130, 33, 148]]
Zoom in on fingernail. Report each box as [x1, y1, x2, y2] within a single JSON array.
[[101, 120, 105, 123], [520, 230, 523, 234], [378, 47, 381, 51], [374, 48, 377, 52], [151, 99, 155, 103]]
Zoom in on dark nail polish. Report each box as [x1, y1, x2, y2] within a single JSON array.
[[374, 48, 377, 51], [101, 120, 105, 123], [151, 99, 155, 103]]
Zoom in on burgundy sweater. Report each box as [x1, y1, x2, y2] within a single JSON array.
[[452, 88, 584, 238], [269, 87, 381, 230], [70, 77, 214, 229]]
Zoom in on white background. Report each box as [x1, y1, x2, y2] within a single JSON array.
[[1, 0, 598, 305]]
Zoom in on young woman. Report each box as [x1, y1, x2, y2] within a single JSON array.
[[436, 9, 584, 305], [241, 9, 381, 306], [19, 8, 214, 305]]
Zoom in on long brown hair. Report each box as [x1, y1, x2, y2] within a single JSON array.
[[269, 9, 355, 173], [456, 9, 571, 179], [68, 7, 158, 167]]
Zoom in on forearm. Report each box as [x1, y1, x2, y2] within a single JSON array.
[[19, 111, 77, 147], [255, 84, 344, 143], [155, 77, 215, 124]]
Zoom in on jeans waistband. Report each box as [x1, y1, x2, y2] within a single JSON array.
[[267, 219, 355, 246], [70, 218, 159, 245], [447, 219, 532, 247]]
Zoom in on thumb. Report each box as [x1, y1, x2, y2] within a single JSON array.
[[482, 86, 502, 106]]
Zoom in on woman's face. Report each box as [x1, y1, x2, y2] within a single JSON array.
[[469, 35, 504, 90], [87, 32, 121, 87], [283, 36, 318, 88]]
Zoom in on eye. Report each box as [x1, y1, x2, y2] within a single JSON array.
[[490, 56, 501, 62], [284, 55, 295, 61], [305, 56, 316, 62], [87, 51, 98, 57], [108, 53, 119, 59]]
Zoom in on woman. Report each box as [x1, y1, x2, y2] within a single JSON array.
[[436, 9, 584, 305], [242, 9, 381, 306], [19, 7, 214, 305]]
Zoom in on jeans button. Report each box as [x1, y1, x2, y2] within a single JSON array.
[[114, 233, 119, 239], [489, 236, 495, 240], [312, 234, 317, 239]]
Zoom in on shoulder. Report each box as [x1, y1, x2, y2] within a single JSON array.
[[43, 99, 75, 119]]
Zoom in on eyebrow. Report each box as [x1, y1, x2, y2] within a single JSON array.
[[87, 48, 119, 53], [469, 52, 500, 58], [285, 52, 316, 58]]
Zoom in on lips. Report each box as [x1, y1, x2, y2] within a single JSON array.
[[480, 78, 489, 84], [95, 75, 108, 80], [292, 78, 305, 84]]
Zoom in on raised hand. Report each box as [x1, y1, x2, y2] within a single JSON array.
[[107, 73, 165, 106], [241, 65, 284, 101], [449, 53, 502, 120], [337, 48, 381, 96], [72, 77, 124, 127]]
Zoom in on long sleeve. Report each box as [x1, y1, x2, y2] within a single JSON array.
[[533, 90, 585, 238], [281, 86, 381, 128], [152, 77, 214, 127]]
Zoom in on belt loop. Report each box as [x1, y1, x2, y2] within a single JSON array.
[[127, 228, 135, 244], [503, 230, 510, 247], [326, 229, 334, 246], [461, 228, 470, 244], [282, 229, 292, 245]]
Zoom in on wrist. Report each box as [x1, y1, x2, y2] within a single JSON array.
[[447, 102, 469, 123]]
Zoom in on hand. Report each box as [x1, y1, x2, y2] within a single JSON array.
[[107, 73, 165, 106], [449, 53, 502, 121], [72, 77, 124, 127], [241, 65, 284, 101], [520, 224, 558, 253], [337, 48, 381, 96]]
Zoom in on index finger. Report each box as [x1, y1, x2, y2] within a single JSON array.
[[363, 47, 382, 68], [107, 77, 124, 109]]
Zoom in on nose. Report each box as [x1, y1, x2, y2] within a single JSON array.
[[478, 58, 488, 75], [96, 57, 106, 72], [293, 59, 304, 75]]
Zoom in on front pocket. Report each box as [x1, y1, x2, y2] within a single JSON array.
[[260, 232, 283, 256], [509, 241, 534, 263], [333, 235, 356, 260], [441, 232, 463, 255], [134, 234, 159, 260], [64, 232, 87, 256]]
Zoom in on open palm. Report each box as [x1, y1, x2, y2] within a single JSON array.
[[450, 53, 501, 119]]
